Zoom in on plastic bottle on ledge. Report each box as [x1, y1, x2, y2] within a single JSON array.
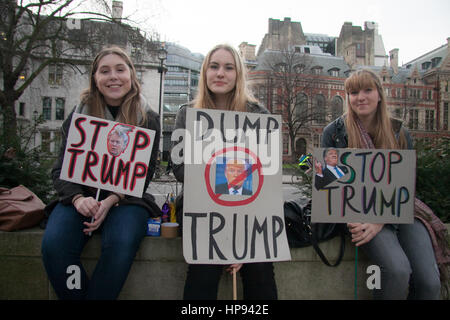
[[161, 202, 170, 223]]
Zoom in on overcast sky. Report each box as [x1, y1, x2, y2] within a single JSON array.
[[121, 0, 450, 64]]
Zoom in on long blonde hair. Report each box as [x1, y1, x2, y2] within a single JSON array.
[[80, 46, 146, 126], [193, 44, 257, 111], [344, 69, 407, 149]]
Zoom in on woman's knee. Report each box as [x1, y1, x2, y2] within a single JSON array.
[[41, 204, 85, 259]]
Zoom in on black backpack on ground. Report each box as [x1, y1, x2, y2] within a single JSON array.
[[284, 197, 346, 267]]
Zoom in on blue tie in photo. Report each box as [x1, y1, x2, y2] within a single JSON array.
[[232, 189, 239, 194], [335, 167, 343, 178]]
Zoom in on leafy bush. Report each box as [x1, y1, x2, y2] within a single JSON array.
[[415, 137, 450, 223]]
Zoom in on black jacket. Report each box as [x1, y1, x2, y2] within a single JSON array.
[[50, 103, 162, 218]]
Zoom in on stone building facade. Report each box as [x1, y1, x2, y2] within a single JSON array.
[[12, 1, 162, 155], [245, 17, 449, 162], [257, 18, 307, 56], [337, 21, 388, 68]]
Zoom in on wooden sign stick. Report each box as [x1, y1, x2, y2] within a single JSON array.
[[88, 189, 101, 236], [233, 267, 237, 300]]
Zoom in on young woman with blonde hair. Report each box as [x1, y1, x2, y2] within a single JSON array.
[[321, 68, 443, 299], [42, 46, 161, 299], [172, 44, 278, 300]]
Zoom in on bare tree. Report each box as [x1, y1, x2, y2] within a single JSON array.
[[260, 46, 324, 162], [0, 0, 159, 149]]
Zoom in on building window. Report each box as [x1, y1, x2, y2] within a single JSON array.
[[19, 102, 25, 117], [41, 131, 51, 152], [314, 95, 326, 124], [313, 134, 320, 148], [329, 68, 339, 77], [136, 70, 143, 83], [396, 88, 402, 98], [331, 96, 343, 120], [356, 43, 365, 57], [48, 64, 63, 86], [53, 131, 62, 154], [425, 110, 435, 131], [408, 109, 418, 130], [312, 67, 322, 75], [431, 57, 441, 68], [42, 97, 52, 120], [295, 93, 308, 119], [55, 98, 65, 120], [294, 64, 305, 73], [444, 102, 448, 130]]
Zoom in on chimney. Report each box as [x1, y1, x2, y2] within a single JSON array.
[[112, 1, 123, 21], [389, 48, 399, 74]]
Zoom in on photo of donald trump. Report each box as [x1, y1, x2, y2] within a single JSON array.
[[107, 124, 133, 157], [215, 158, 253, 196]]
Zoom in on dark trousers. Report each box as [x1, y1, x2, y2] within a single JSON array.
[[183, 262, 278, 300]]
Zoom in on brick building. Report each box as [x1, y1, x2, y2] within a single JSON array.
[[243, 18, 449, 162]]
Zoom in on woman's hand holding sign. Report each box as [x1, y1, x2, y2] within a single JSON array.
[[73, 195, 118, 234], [347, 223, 384, 246], [73, 196, 99, 217], [82, 197, 115, 234]]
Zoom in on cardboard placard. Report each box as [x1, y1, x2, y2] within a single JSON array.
[[179, 108, 291, 264], [59, 113, 156, 197], [312, 147, 415, 224]]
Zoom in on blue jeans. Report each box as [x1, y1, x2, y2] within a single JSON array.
[[41, 203, 148, 300], [360, 218, 441, 299]]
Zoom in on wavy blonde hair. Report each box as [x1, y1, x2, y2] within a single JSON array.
[[80, 46, 146, 126], [193, 44, 257, 111], [344, 69, 407, 149]]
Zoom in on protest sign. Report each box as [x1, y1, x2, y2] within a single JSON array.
[[59, 113, 156, 197], [178, 108, 291, 264], [312, 147, 416, 224]]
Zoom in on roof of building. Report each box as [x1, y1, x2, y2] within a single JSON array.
[[402, 42, 447, 72], [305, 33, 336, 43], [254, 47, 350, 77]]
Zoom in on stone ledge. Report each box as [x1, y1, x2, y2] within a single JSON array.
[[0, 227, 373, 300]]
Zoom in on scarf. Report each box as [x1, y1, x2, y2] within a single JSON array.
[[355, 117, 450, 294]]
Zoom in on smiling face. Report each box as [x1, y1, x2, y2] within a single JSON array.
[[206, 48, 237, 100], [94, 53, 132, 106], [348, 86, 380, 120]]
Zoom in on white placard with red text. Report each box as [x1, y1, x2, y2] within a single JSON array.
[[59, 113, 156, 197]]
